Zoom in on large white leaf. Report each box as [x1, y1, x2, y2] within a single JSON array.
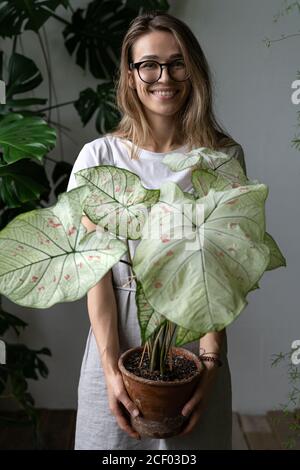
[[162, 147, 248, 190], [133, 178, 270, 335], [75, 165, 160, 240], [0, 186, 127, 308]]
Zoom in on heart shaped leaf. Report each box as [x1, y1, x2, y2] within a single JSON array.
[[0, 186, 127, 308], [133, 181, 270, 336], [75, 165, 160, 240], [162, 147, 230, 171], [163, 147, 248, 189]]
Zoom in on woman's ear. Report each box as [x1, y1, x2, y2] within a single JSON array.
[[128, 71, 135, 90]]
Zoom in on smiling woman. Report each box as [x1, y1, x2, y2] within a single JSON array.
[[67, 10, 246, 451], [111, 11, 239, 158]]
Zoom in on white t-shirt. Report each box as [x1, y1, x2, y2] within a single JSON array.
[[67, 134, 246, 193], [66, 135, 195, 193]]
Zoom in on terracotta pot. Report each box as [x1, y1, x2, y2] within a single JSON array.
[[118, 346, 202, 439]]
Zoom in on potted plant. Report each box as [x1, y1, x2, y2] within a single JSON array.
[[0, 146, 286, 439]]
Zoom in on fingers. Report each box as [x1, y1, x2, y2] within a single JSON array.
[[106, 372, 141, 440], [109, 386, 141, 440], [110, 401, 141, 440], [177, 405, 203, 437], [118, 390, 140, 419], [181, 389, 203, 417]]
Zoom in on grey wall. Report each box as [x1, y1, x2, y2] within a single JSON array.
[[1, 0, 299, 413]]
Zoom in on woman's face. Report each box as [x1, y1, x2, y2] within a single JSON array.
[[128, 31, 191, 118]]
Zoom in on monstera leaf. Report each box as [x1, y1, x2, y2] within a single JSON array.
[[0, 186, 127, 308], [75, 165, 160, 240], [0, 160, 50, 207], [75, 83, 120, 134], [0, 113, 56, 163], [133, 177, 271, 337], [0, 0, 69, 37], [163, 147, 248, 189], [63, 0, 170, 79], [62, 0, 130, 79], [2, 53, 47, 110]]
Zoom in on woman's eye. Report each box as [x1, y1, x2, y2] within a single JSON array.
[[173, 60, 185, 68], [141, 62, 156, 69]]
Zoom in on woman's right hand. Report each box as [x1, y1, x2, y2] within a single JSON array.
[[104, 369, 141, 440]]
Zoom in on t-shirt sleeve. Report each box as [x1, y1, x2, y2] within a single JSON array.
[[66, 137, 113, 192]]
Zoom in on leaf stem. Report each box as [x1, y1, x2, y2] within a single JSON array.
[[34, 100, 75, 114]]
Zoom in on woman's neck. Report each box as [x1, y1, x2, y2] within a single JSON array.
[[142, 114, 184, 152]]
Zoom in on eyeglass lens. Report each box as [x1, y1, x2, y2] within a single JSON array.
[[138, 60, 189, 83]]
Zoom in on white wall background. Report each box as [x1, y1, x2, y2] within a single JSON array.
[[1, 0, 299, 413]]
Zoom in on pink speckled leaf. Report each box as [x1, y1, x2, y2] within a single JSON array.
[[163, 146, 248, 188], [0, 186, 127, 308], [75, 165, 159, 240], [133, 180, 273, 339]]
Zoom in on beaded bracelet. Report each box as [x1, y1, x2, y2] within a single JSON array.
[[199, 354, 223, 368]]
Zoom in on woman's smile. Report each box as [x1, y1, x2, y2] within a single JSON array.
[[149, 88, 180, 100]]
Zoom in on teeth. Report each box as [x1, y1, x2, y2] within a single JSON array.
[[152, 91, 177, 97]]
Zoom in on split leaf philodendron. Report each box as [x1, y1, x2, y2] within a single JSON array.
[[0, 113, 57, 164], [0, 146, 286, 373]]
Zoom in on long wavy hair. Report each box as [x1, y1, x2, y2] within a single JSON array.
[[109, 10, 237, 160]]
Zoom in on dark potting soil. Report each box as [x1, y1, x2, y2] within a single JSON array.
[[124, 350, 198, 382]]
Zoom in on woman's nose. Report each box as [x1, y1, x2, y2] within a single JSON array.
[[158, 65, 173, 82]]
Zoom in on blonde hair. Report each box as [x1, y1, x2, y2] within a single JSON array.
[[109, 10, 237, 160]]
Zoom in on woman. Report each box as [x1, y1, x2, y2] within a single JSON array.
[[67, 11, 247, 450]]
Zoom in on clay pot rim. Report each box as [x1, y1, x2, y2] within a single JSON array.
[[118, 346, 203, 387]]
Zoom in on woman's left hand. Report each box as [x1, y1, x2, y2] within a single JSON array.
[[177, 362, 220, 437]]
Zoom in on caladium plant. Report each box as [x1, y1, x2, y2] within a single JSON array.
[[0, 147, 286, 375]]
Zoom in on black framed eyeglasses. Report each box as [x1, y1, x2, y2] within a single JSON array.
[[129, 59, 190, 84]]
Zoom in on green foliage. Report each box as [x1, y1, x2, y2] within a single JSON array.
[[74, 83, 121, 134], [271, 349, 300, 449], [0, 149, 286, 376], [62, 0, 169, 79], [0, 160, 50, 208], [0, 186, 127, 308], [0, 0, 70, 37], [0, 113, 56, 163]]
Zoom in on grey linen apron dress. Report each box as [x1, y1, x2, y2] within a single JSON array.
[[67, 135, 247, 450]]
